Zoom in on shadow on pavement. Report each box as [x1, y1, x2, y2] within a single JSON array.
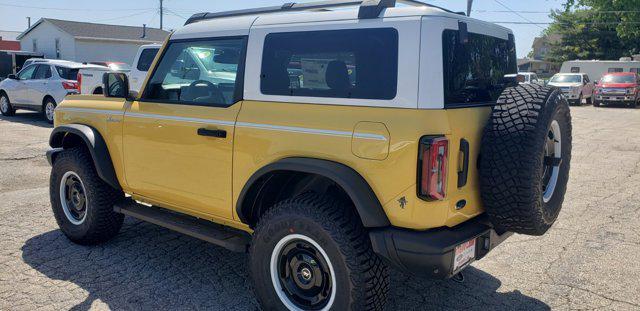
[[0, 111, 52, 128], [22, 219, 550, 311]]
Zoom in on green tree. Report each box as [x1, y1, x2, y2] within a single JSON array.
[[545, 0, 640, 62]]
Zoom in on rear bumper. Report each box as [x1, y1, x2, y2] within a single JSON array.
[[369, 215, 512, 279]]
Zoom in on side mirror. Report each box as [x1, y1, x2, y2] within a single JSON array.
[[102, 72, 129, 98], [7, 74, 18, 80]]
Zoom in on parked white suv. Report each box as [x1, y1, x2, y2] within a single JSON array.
[[0, 61, 103, 123], [548, 73, 595, 105]]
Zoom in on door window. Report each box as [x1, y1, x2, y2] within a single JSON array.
[[17, 65, 37, 80], [143, 38, 245, 107], [33, 65, 51, 79]]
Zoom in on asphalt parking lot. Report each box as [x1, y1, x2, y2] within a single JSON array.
[[1, 105, 640, 310]]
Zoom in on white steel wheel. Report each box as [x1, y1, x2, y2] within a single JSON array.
[[542, 120, 562, 203], [59, 171, 89, 225], [270, 233, 337, 311]]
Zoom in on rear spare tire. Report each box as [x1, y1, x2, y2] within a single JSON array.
[[479, 84, 571, 236]]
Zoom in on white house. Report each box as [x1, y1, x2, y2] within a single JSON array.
[[16, 18, 168, 64]]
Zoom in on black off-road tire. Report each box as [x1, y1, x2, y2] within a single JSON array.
[[479, 84, 572, 236], [250, 193, 389, 310], [0, 93, 15, 116], [50, 147, 124, 245]]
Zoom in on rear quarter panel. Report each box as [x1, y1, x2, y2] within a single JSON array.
[[234, 101, 491, 230]]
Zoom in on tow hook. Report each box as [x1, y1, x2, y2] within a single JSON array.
[[452, 272, 464, 283]]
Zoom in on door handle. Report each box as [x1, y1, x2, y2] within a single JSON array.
[[197, 128, 226, 138]]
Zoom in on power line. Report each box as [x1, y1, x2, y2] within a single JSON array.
[[90, 10, 156, 23], [493, 0, 545, 30], [165, 9, 188, 20]]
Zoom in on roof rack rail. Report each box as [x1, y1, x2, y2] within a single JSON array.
[[184, 0, 461, 25]]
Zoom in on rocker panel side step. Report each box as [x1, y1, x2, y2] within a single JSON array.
[[114, 200, 250, 252]]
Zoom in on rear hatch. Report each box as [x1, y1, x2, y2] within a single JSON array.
[[432, 22, 517, 227]]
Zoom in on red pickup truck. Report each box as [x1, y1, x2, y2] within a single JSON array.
[[594, 72, 640, 108]]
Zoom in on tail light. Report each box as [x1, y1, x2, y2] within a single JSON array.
[[62, 81, 78, 90], [76, 72, 82, 92], [418, 136, 448, 200]]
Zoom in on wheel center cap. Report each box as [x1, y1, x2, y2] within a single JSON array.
[[300, 267, 312, 281]]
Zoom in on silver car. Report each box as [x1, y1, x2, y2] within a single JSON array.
[[0, 61, 102, 123]]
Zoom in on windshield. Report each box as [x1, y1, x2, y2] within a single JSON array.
[[55, 66, 79, 80], [601, 75, 635, 83], [550, 74, 582, 83]]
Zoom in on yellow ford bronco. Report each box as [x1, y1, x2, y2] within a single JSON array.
[[45, 1, 572, 309]]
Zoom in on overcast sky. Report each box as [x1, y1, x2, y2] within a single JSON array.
[[0, 0, 564, 57]]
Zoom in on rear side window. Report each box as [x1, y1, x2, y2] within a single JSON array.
[[260, 28, 398, 100], [33, 65, 51, 79], [442, 30, 517, 107], [137, 48, 159, 71], [55, 66, 79, 80]]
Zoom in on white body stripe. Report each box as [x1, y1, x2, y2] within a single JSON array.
[[56, 107, 123, 116], [125, 112, 235, 127], [58, 107, 386, 141]]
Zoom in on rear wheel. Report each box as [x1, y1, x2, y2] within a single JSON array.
[[43, 97, 56, 124], [250, 193, 389, 310], [0, 93, 15, 116], [50, 147, 124, 245], [480, 84, 572, 235]]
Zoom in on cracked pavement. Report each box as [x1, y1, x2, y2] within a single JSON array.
[[1, 106, 640, 310]]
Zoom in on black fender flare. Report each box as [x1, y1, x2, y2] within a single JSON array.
[[236, 157, 391, 228], [48, 124, 121, 190]]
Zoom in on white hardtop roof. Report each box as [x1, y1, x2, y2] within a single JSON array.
[[172, 5, 511, 40]]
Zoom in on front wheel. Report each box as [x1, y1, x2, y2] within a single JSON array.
[[43, 98, 56, 124], [0, 93, 15, 116], [50, 147, 124, 245], [250, 193, 389, 310]]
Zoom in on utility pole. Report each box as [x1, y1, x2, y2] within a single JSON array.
[[466, 0, 473, 16], [159, 0, 164, 30]]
